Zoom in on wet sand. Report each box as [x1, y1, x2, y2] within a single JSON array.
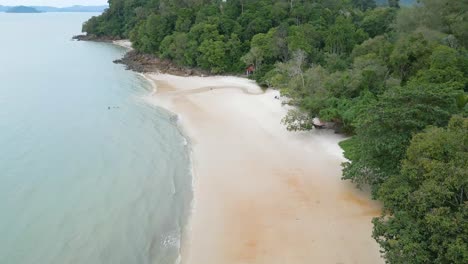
[[145, 74, 383, 264]]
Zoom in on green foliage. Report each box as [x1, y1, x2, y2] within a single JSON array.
[[389, 33, 434, 83], [388, 0, 400, 8], [395, 0, 468, 48], [287, 24, 322, 61], [339, 138, 358, 161], [411, 45, 468, 92], [352, 0, 377, 11], [351, 35, 393, 61], [374, 116, 468, 263], [325, 16, 369, 55], [360, 7, 397, 38], [130, 14, 175, 54], [342, 83, 462, 191], [197, 40, 227, 73], [175, 8, 195, 32], [159, 32, 189, 65], [281, 109, 314, 131]]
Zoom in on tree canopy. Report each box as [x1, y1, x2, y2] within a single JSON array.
[[373, 116, 468, 263]]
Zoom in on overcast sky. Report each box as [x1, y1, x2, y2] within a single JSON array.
[[0, 0, 108, 7]]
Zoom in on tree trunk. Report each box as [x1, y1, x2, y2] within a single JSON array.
[[300, 72, 305, 91]]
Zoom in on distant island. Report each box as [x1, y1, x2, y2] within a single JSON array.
[[1, 5, 107, 13], [6, 6, 40, 13]]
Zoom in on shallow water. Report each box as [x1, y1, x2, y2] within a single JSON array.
[[0, 13, 192, 264]]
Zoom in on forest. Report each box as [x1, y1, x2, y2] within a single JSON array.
[[82, 0, 467, 262]]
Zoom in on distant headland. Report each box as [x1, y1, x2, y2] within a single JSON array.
[[6, 6, 40, 13], [0, 5, 107, 13]]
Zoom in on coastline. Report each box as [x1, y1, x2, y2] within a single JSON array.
[[109, 39, 237, 78], [111, 40, 383, 263], [144, 73, 383, 264]]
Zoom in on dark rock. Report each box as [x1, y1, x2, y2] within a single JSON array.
[[72, 34, 121, 42], [112, 50, 210, 77]]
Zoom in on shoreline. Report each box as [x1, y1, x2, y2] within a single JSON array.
[[110, 40, 383, 263], [110, 40, 194, 263], [143, 73, 383, 264], [109, 39, 244, 78]]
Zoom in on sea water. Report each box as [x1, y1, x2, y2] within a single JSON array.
[[0, 13, 192, 264]]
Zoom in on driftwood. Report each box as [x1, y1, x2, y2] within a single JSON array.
[[313, 123, 326, 129]]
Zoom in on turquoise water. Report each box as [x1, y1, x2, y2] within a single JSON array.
[[0, 13, 192, 264]]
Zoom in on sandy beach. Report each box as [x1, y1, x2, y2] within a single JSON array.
[[144, 73, 383, 264]]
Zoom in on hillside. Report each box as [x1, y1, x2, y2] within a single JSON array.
[[6, 6, 40, 13]]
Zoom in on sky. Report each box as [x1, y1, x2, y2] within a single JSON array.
[[0, 0, 108, 7]]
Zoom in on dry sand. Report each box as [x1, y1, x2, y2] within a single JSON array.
[[144, 73, 383, 264], [113, 40, 133, 50]]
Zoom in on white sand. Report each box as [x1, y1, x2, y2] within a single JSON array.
[[145, 73, 383, 264], [112, 40, 133, 50]]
